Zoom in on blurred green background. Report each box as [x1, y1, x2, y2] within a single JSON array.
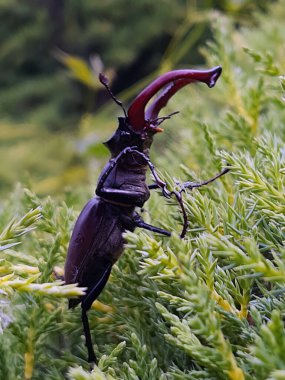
[[0, 0, 271, 198]]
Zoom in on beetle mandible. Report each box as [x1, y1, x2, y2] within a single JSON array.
[[64, 66, 228, 363]]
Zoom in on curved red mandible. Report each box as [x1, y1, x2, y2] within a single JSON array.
[[127, 66, 222, 132]]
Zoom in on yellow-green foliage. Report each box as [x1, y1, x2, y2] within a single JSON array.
[[1, 2, 285, 379]]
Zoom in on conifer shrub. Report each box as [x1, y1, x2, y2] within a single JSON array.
[[1, 2, 285, 379]]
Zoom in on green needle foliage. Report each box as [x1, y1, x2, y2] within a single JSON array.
[[2, 1, 285, 379]]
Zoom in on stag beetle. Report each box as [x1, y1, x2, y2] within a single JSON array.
[[64, 66, 229, 363]]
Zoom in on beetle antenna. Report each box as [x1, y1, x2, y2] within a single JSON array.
[[99, 73, 127, 118]]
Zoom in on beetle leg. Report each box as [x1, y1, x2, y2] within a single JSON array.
[[80, 261, 113, 364], [149, 168, 229, 238], [148, 183, 159, 190], [82, 262, 113, 311], [171, 190, 188, 239], [149, 167, 229, 193], [81, 309, 97, 364], [122, 150, 171, 197], [97, 146, 139, 191], [96, 188, 148, 207], [148, 182, 172, 197], [132, 213, 171, 236], [97, 147, 171, 200], [120, 212, 171, 236], [146, 160, 171, 198], [148, 184, 189, 238], [179, 167, 230, 191], [174, 167, 229, 238]]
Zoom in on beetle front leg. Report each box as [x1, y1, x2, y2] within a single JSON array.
[[124, 150, 171, 197], [96, 148, 171, 203], [150, 167, 229, 193], [96, 146, 139, 191], [149, 167, 230, 238], [175, 167, 230, 238], [179, 167, 230, 191], [146, 160, 171, 198], [148, 185, 189, 238]]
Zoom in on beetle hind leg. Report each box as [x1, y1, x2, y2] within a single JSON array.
[[80, 261, 113, 363], [81, 308, 97, 364]]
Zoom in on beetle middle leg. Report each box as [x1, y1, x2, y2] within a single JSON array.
[[178, 167, 230, 237], [132, 213, 171, 236], [120, 212, 171, 236], [179, 167, 230, 191]]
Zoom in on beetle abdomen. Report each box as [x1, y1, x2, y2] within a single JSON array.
[[65, 198, 127, 310]]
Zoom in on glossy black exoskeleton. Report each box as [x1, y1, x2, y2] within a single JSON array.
[[64, 67, 229, 363]]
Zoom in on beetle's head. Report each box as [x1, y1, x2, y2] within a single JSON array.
[[103, 116, 150, 156], [101, 66, 222, 156]]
